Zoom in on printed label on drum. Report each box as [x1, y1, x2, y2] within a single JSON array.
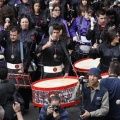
[[32, 87, 75, 105], [32, 77, 79, 107]]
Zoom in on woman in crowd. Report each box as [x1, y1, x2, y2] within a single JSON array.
[[90, 28, 120, 73], [32, 0, 46, 44], [45, 4, 70, 37], [18, 14, 38, 109]]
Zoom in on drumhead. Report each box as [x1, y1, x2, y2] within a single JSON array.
[[31, 76, 78, 90], [74, 58, 100, 72]]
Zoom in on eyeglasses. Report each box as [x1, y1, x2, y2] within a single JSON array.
[[116, 34, 120, 38], [54, 9, 61, 11]]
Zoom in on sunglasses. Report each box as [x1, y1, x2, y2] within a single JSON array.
[[116, 34, 120, 38], [54, 9, 61, 11]]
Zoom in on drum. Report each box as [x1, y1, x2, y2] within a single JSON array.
[[101, 73, 120, 79], [74, 58, 100, 72], [31, 76, 80, 107], [101, 73, 108, 78], [8, 73, 31, 88]]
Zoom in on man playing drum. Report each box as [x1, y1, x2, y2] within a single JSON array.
[[72, 68, 109, 120], [0, 26, 32, 109], [36, 23, 70, 78]]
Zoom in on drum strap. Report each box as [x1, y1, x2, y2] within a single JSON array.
[[20, 41, 24, 73], [60, 41, 78, 77], [78, 16, 83, 41]]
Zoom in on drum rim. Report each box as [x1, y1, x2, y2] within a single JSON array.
[[31, 76, 78, 90], [101, 73, 108, 77], [73, 58, 100, 72]]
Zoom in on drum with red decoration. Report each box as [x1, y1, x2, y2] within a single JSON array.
[[74, 58, 100, 72], [7, 73, 31, 88], [101, 73, 108, 78], [31, 76, 80, 107]]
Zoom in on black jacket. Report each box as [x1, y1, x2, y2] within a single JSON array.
[[0, 30, 31, 71], [36, 38, 70, 74], [86, 23, 109, 45], [0, 79, 16, 119], [89, 42, 120, 73]]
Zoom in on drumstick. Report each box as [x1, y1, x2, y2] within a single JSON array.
[[72, 65, 78, 78]]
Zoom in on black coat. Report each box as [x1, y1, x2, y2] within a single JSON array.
[[36, 38, 70, 78], [0, 30, 31, 71], [89, 42, 120, 73], [86, 23, 109, 45], [0, 79, 16, 119]]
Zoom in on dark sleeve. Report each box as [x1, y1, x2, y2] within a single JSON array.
[[0, 30, 8, 48], [58, 109, 70, 120], [23, 42, 32, 72], [35, 39, 47, 54], [62, 42, 71, 73], [39, 105, 52, 120], [89, 43, 103, 59], [86, 25, 96, 44], [0, 88, 7, 107], [89, 48, 99, 59]]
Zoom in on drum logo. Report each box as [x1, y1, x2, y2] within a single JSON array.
[[53, 67, 57, 72], [15, 65, 19, 69]]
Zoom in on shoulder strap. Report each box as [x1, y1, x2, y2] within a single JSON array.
[[20, 41, 24, 62], [78, 16, 83, 40], [60, 41, 72, 65], [60, 40, 78, 77], [20, 41, 24, 73]]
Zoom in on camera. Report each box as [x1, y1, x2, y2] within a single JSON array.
[[79, 77, 88, 84], [52, 105, 60, 113]]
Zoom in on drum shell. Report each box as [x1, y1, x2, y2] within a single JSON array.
[[31, 76, 80, 107]]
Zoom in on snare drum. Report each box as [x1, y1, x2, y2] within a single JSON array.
[[74, 58, 100, 72], [8, 73, 31, 88], [31, 76, 80, 107]]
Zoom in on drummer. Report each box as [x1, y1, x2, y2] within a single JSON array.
[[36, 23, 70, 78], [72, 67, 109, 120], [69, 7, 94, 57], [0, 26, 32, 109], [0, 26, 31, 73]]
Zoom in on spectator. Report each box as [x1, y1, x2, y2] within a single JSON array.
[[86, 9, 109, 45], [13, 102, 24, 120], [39, 95, 70, 120], [72, 68, 109, 120], [0, 66, 16, 120], [90, 28, 120, 73], [100, 61, 120, 120]]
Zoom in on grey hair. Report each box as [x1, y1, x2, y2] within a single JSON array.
[[0, 106, 4, 120]]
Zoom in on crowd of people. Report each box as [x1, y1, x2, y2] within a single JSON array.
[[0, 0, 120, 119]]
